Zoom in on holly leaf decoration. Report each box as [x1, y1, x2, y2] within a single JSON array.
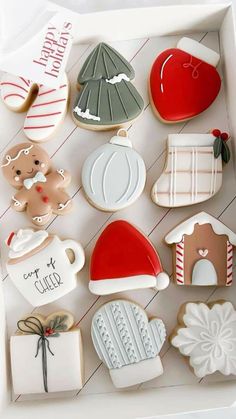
[[213, 137, 222, 158], [48, 315, 68, 332], [222, 141, 231, 163]]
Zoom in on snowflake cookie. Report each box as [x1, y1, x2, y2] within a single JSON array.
[[171, 301, 236, 378]]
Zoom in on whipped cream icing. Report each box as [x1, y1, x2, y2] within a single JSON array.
[[8, 229, 48, 259]]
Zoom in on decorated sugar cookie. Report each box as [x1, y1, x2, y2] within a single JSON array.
[[152, 130, 230, 208], [6, 228, 85, 306], [0, 72, 69, 142], [73, 43, 144, 130], [171, 301, 236, 378], [165, 211, 236, 286], [91, 300, 166, 388], [10, 311, 83, 394], [149, 37, 221, 123], [89, 220, 169, 295], [1, 142, 73, 226], [82, 129, 146, 211]]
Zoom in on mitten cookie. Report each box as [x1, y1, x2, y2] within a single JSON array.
[[89, 220, 169, 295], [11, 311, 83, 394], [149, 37, 221, 123], [165, 211, 236, 286], [6, 228, 85, 306], [73, 43, 144, 130], [170, 301, 236, 378], [151, 130, 230, 208], [0, 72, 69, 142], [82, 129, 146, 211], [1, 142, 73, 225], [91, 299, 166, 388]]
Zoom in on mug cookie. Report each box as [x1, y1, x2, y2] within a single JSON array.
[[0, 72, 69, 142], [73, 42, 144, 130], [89, 220, 169, 295], [1, 142, 73, 226], [149, 37, 221, 123], [170, 301, 236, 378], [151, 130, 230, 208], [10, 311, 83, 394], [165, 211, 236, 286], [6, 228, 85, 306], [91, 299, 166, 388], [82, 129, 146, 211]]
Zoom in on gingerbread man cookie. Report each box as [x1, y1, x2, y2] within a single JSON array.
[[1, 143, 73, 225]]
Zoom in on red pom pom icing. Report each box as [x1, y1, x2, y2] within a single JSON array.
[[212, 129, 221, 137], [221, 132, 229, 141]]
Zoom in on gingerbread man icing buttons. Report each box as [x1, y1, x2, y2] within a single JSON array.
[[149, 37, 221, 123], [151, 130, 230, 208], [11, 311, 83, 394], [0, 72, 69, 142], [91, 300, 166, 388], [89, 220, 169, 295], [82, 129, 146, 211], [165, 211, 236, 286], [1, 142, 73, 226], [6, 229, 85, 306], [170, 301, 236, 378], [73, 43, 144, 130]]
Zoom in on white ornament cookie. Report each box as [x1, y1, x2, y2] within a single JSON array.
[[0, 72, 69, 142], [152, 130, 230, 208], [91, 300, 166, 388], [11, 311, 83, 394], [6, 228, 85, 306], [171, 301, 236, 378], [82, 129, 146, 211]]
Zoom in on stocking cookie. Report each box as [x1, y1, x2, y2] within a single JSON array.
[[0, 72, 69, 142], [170, 301, 236, 378], [152, 130, 230, 208], [165, 211, 236, 286], [1, 142, 73, 226], [82, 129, 146, 211], [6, 228, 85, 306], [11, 311, 83, 394], [91, 300, 166, 388], [73, 43, 144, 130], [89, 220, 169, 295], [149, 37, 221, 123]]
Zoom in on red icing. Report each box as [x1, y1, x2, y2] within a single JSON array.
[[221, 132, 229, 141], [90, 220, 162, 281], [150, 48, 221, 122], [212, 129, 221, 137], [7, 232, 15, 246], [36, 186, 43, 193], [42, 196, 49, 203]]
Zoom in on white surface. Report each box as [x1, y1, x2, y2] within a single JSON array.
[[1, 1, 236, 418]]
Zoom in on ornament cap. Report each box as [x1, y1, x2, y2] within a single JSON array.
[[109, 129, 132, 148]]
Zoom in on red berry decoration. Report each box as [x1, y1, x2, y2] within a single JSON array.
[[212, 129, 221, 137], [221, 132, 229, 142], [36, 186, 43, 193], [42, 196, 49, 203]]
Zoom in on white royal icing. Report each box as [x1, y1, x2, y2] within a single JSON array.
[[177, 37, 220, 68], [82, 131, 146, 211], [73, 106, 100, 121], [0, 73, 34, 110], [171, 302, 236, 378], [8, 229, 48, 259], [105, 73, 130, 84], [165, 211, 236, 245], [1, 145, 33, 167], [152, 134, 222, 208]]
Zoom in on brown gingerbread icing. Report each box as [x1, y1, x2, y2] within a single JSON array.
[[1, 143, 73, 226]]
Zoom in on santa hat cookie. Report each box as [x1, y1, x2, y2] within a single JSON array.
[[89, 220, 169, 295], [149, 37, 221, 123]]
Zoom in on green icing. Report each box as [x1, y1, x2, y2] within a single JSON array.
[[78, 43, 135, 84], [73, 79, 144, 126], [74, 42, 144, 126]]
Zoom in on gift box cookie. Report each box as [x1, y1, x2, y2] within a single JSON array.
[[10, 312, 83, 394]]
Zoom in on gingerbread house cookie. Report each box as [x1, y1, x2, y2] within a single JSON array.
[[165, 211, 236, 286]]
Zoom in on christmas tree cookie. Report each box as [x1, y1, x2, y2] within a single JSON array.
[[73, 43, 144, 130]]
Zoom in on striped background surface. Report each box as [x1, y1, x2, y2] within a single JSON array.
[[0, 31, 236, 402]]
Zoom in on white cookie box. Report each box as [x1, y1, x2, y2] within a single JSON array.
[[1, 1, 236, 418]]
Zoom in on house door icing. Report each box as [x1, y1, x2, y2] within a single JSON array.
[[192, 259, 217, 285]]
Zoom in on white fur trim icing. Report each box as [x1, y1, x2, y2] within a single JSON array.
[[8, 229, 48, 259], [168, 133, 215, 147], [155, 272, 169, 290], [73, 106, 100, 121], [110, 356, 163, 388], [165, 211, 236, 245], [177, 37, 220, 67], [105, 73, 130, 84], [89, 274, 156, 295]]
